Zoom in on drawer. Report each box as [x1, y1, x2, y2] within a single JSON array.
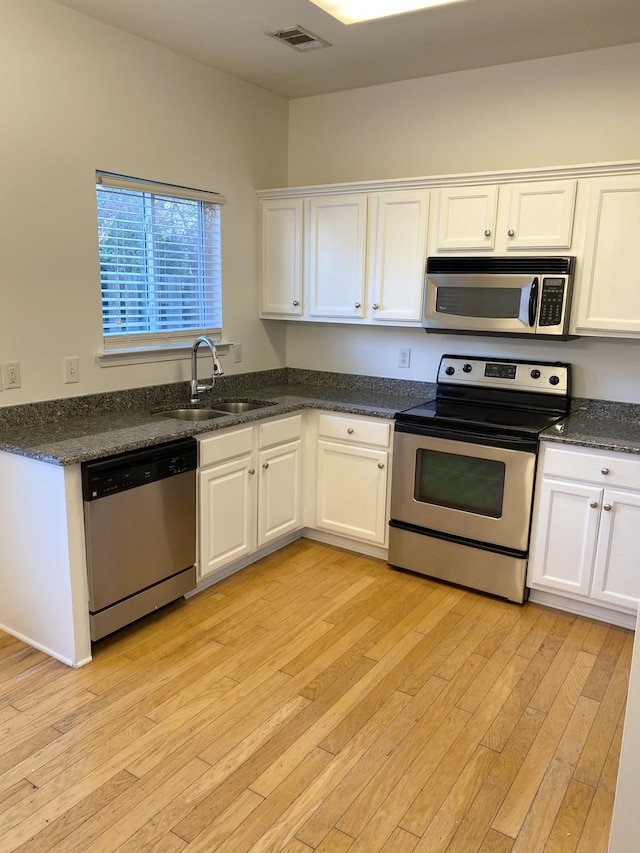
[[542, 444, 640, 489], [259, 414, 302, 449], [317, 412, 390, 448], [198, 426, 253, 467]]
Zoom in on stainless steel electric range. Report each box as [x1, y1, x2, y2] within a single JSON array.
[[388, 354, 571, 603]]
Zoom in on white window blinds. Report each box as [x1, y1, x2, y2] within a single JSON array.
[[96, 172, 224, 350]]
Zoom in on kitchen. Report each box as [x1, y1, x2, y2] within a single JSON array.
[[2, 0, 640, 849]]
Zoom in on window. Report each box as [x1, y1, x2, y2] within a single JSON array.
[[96, 172, 224, 351]]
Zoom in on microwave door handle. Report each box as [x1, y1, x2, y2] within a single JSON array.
[[528, 277, 539, 327]]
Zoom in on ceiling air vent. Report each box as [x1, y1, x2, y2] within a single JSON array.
[[267, 25, 332, 52]]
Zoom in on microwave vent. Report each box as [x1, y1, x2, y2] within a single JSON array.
[[267, 26, 332, 52], [427, 256, 575, 275]]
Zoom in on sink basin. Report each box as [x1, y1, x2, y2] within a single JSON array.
[[209, 400, 277, 413], [153, 408, 229, 422]]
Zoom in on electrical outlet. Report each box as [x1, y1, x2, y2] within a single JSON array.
[[398, 347, 411, 369], [233, 344, 242, 364], [2, 361, 21, 389], [64, 356, 80, 384]]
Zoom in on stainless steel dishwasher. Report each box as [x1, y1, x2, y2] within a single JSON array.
[[82, 438, 197, 641]]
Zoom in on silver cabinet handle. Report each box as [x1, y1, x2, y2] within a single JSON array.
[[347, 427, 354, 434], [484, 229, 491, 237], [248, 468, 255, 475], [372, 303, 379, 310], [589, 500, 598, 509], [601, 467, 610, 475], [378, 462, 385, 469], [507, 229, 515, 237], [292, 300, 299, 306], [603, 504, 612, 511], [262, 462, 269, 469], [355, 302, 361, 309]]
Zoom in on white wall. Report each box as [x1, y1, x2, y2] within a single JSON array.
[[286, 43, 640, 403], [0, 0, 289, 407]]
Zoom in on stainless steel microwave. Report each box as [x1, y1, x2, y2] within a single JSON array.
[[423, 256, 577, 339]]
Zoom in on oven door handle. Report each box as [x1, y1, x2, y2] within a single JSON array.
[[394, 421, 539, 454], [528, 277, 539, 327]]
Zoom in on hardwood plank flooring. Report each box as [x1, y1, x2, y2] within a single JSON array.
[[0, 540, 633, 852]]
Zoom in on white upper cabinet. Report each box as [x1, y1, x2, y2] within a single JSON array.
[[260, 198, 303, 317], [433, 180, 577, 252], [573, 176, 640, 336], [306, 194, 368, 320], [367, 190, 430, 323]]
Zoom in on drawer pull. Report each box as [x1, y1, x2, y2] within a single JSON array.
[[262, 462, 269, 470], [378, 462, 385, 469], [589, 500, 598, 509], [603, 504, 612, 512], [507, 229, 515, 237], [601, 467, 610, 475], [484, 229, 491, 237], [347, 428, 354, 435]]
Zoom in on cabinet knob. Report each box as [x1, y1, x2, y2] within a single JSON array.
[[378, 462, 385, 469], [262, 462, 269, 469], [248, 468, 255, 475], [589, 500, 598, 509], [507, 229, 515, 237], [355, 303, 361, 309], [372, 303, 379, 310], [347, 427, 354, 434], [601, 467, 610, 475], [292, 300, 299, 307], [603, 504, 612, 512], [484, 229, 491, 237]]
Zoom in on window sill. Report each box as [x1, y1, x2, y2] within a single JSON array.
[[97, 341, 234, 368]]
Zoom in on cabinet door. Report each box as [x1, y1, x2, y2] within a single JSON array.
[[434, 185, 498, 251], [258, 440, 302, 547], [260, 198, 303, 317], [591, 488, 640, 610], [306, 195, 367, 319], [504, 180, 576, 249], [198, 455, 256, 578], [528, 477, 600, 596], [367, 190, 429, 323], [574, 177, 640, 335], [315, 440, 389, 545]]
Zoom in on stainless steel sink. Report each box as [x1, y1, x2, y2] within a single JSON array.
[[208, 399, 276, 413], [153, 408, 229, 422]]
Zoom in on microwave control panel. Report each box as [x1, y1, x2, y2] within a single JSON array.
[[538, 278, 566, 327]]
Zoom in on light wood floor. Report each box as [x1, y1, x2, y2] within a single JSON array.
[[0, 540, 633, 852]]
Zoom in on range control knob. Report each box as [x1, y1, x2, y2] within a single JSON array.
[[530, 369, 541, 379], [462, 363, 472, 373], [445, 366, 455, 376], [549, 375, 560, 386]]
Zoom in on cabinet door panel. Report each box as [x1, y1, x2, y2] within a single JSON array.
[[505, 180, 576, 249], [316, 441, 388, 544], [260, 199, 303, 317], [591, 489, 640, 610], [368, 190, 429, 322], [528, 477, 600, 596], [198, 457, 255, 578], [258, 440, 302, 546], [434, 186, 498, 250], [575, 177, 640, 334], [307, 195, 367, 319]]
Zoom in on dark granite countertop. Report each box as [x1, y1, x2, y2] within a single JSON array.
[[0, 369, 435, 466], [541, 399, 640, 455]]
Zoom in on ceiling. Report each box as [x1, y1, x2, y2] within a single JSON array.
[[50, 0, 640, 99]]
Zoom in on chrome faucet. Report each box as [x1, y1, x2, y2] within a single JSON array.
[[190, 335, 223, 403]]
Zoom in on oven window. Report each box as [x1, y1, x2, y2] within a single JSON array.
[[436, 287, 521, 319], [414, 449, 505, 518]]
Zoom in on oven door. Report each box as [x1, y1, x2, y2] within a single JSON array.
[[390, 426, 537, 552]]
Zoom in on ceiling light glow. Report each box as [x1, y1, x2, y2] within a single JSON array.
[[308, 0, 466, 25]]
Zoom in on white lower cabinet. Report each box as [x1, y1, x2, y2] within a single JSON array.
[[528, 443, 640, 618], [198, 415, 302, 580], [313, 412, 391, 546]]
